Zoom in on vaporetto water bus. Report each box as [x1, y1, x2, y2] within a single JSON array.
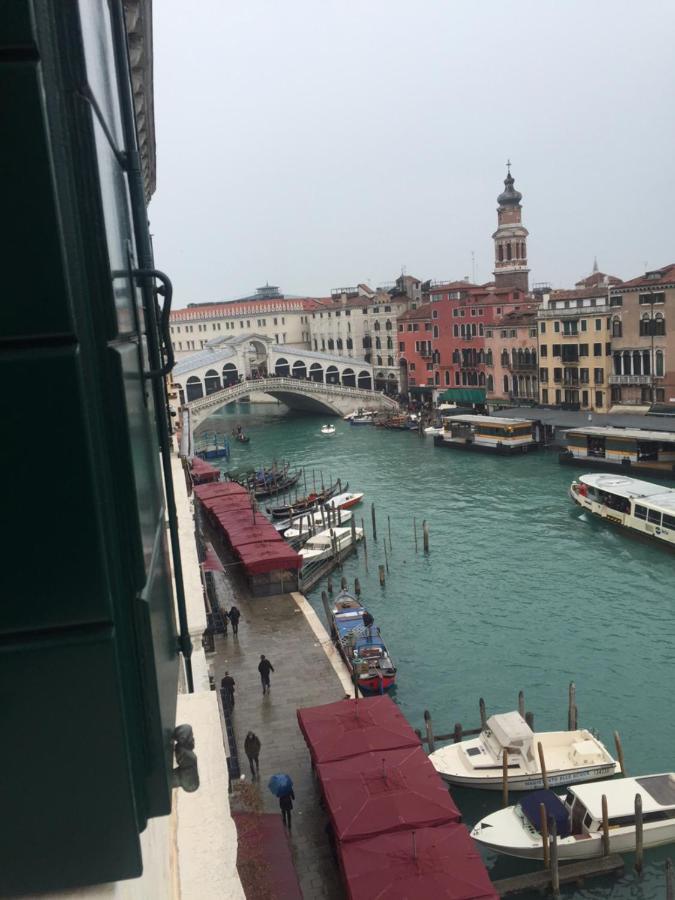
[[569, 473, 675, 547], [433, 414, 540, 455], [560, 426, 675, 479]]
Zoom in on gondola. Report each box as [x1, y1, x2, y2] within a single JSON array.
[[251, 469, 301, 500], [235, 433, 250, 444], [265, 480, 345, 519], [233, 463, 290, 490]]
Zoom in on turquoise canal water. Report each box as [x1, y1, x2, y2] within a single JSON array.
[[199, 404, 674, 897]]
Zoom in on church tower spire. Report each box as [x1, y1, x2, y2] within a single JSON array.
[[492, 163, 529, 292]]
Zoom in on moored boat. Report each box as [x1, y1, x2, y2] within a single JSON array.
[[429, 710, 617, 791], [434, 414, 540, 454], [325, 491, 364, 510], [266, 480, 344, 518], [471, 773, 675, 860], [569, 473, 675, 547], [284, 508, 353, 540], [300, 525, 363, 566], [329, 590, 397, 694], [559, 425, 675, 478]]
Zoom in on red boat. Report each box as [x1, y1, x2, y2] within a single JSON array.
[[329, 592, 396, 695], [325, 491, 364, 510]]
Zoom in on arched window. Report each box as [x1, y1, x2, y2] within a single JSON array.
[[487, 374, 494, 392], [346, 337, 353, 350], [523, 349, 531, 366], [506, 243, 512, 261], [386, 336, 393, 349], [387, 356, 394, 367], [327, 338, 334, 350], [433, 325, 439, 338], [222, 362, 239, 385], [622, 350, 632, 375], [373, 320, 380, 331], [453, 324, 459, 337], [532, 349, 537, 366], [642, 350, 650, 375], [363, 335, 371, 349], [336, 338, 343, 350], [640, 313, 651, 337], [452, 350, 460, 364], [612, 317, 622, 338], [479, 372, 486, 386], [375, 336, 381, 349], [376, 355, 382, 366], [486, 350, 493, 366], [512, 348, 518, 367], [654, 313, 665, 336], [186, 376, 204, 401], [501, 350, 509, 366], [498, 245, 504, 262], [434, 371, 440, 385], [656, 349, 664, 376], [632, 350, 642, 375], [385, 319, 392, 331], [512, 375, 519, 395], [503, 375, 509, 393], [444, 370, 450, 386]]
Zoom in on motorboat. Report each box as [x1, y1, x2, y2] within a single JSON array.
[[471, 773, 675, 860], [344, 408, 376, 422], [320, 424, 336, 435], [325, 491, 364, 510], [284, 508, 353, 540], [429, 711, 618, 791], [423, 424, 443, 436], [569, 473, 675, 548], [329, 591, 397, 694], [300, 526, 363, 566]]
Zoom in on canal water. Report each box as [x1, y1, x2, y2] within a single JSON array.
[[199, 404, 674, 897]]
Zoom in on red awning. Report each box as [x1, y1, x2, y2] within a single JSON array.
[[317, 746, 460, 842], [201, 544, 225, 573], [225, 523, 282, 545], [190, 458, 220, 483], [194, 482, 247, 500], [338, 824, 498, 900], [236, 541, 302, 574], [297, 697, 420, 764]]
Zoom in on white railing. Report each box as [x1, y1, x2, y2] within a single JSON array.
[[608, 374, 652, 385], [187, 376, 399, 417]]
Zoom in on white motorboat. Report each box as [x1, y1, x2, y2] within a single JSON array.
[[300, 526, 364, 566], [471, 773, 675, 861], [325, 491, 364, 510], [343, 408, 376, 421], [320, 424, 336, 435], [284, 508, 353, 540], [569, 473, 675, 548], [423, 425, 443, 436], [429, 711, 618, 791]]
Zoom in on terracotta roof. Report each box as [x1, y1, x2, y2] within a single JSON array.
[[170, 297, 328, 321], [574, 271, 622, 288], [550, 287, 613, 301], [493, 306, 539, 327], [429, 281, 477, 292], [398, 305, 433, 322], [615, 264, 675, 290]]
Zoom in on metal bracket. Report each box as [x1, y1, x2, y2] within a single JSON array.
[[132, 268, 175, 379]]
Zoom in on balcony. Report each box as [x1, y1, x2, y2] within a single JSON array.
[[608, 374, 652, 385]]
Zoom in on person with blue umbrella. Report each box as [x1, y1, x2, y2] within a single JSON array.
[[268, 774, 295, 829]]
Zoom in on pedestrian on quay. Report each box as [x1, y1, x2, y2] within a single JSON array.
[[244, 731, 261, 779], [228, 604, 241, 636], [279, 789, 295, 829], [258, 654, 275, 695], [221, 671, 236, 710]]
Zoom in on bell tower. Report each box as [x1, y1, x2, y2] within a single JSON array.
[[492, 162, 529, 292]]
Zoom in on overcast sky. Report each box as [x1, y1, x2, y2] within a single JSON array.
[[150, 1, 675, 308]]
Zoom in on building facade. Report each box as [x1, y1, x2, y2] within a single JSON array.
[[536, 287, 613, 411], [608, 264, 675, 407], [485, 307, 539, 402]]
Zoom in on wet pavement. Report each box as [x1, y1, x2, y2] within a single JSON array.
[[210, 573, 346, 900]]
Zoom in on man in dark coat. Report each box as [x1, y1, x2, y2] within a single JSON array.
[[279, 789, 295, 829], [221, 671, 235, 709], [244, 731, 261, 779], [258, 655, 275, 694], [228, 605, 241, 636]]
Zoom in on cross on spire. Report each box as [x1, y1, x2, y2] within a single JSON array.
[[506, 158, 512, 174]]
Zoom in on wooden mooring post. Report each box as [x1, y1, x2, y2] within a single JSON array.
[[413, 516, 418, 553], [518, 690, 525, 718], [387, 515, 392, 549], [354, 577, 361, 596], [383, 538, 389, 573], [422, 519, 429, 553], [350, 516, 357, 547], [537, 742, 549, 790], [424, 710, 435, 753], [502, 750, 509, 808], [361, 518, 368, 573], [550, 817, 560, 898], [666, 858, 674, 900], [601, 794, 610, 856], [540, 804, 550, 869], [568, 681, 578, 730], [635, 792, 644, 874], [321, 590, 331, 623], [378, 564, 385, 586], [341, 575, 347, 591], [614, 731, 626, 775], [327, 576, 333, 595], [371, 502, 377, 540], [479, 697, 487, 729]]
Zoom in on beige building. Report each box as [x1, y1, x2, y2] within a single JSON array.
[[536, 287, 613, 411], [608, 264, 675, 408]]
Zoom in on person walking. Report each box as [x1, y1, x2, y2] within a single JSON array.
[[258, 655, 275, 695], [228, 605, 241, 637], [220, 671, 235, 710], [244, 731, 261, 780], [279, 789, 295, 829]]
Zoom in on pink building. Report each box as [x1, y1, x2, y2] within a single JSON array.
[[485, 306, 539, 403]]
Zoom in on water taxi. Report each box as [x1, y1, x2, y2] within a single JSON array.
[[320, 424, 336, 435], [300, 525, 363, 566], [284, 508, 353, 540], [569, 473, 675, 547], [471, 773, 675, 860], [329, 590, 397, 694], [429, 711, 617, 791], [325, 491, 364, 510], [560, 426, 675, 478], [434, 414, 539, 454]]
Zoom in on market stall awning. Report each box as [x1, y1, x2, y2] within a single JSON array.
[[201, 544, 225, 573], [193, 482, 247, 500], [338, 824, 498, 900], [297, 697, 420, 764], [437, 389, 485, 404], [317, 746, 460, 842], [236, 541, 301, 574]]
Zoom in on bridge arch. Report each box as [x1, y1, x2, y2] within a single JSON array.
[[292, 360, 307, 379], [309, 362, 324, 383], [374, 371, 386, 391], [186, 375, 204, 401], [357, 370, 372, 390], [204, 369, 221, 394], [275, 357, 290, 377], [341, 367, 356, 387], [326, 365, 339, 384], [222, 363, 238, 386]]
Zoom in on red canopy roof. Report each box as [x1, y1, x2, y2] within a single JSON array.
[[190, 457, 220, 483], [225, 522, 282, 544], [236, 541, 301, 574], [201, 544, 225, 573], [297, 697, 420, 764], [317, 746, 460, 842], [194, 482, 247, 500], [338, 824, 497, 900]]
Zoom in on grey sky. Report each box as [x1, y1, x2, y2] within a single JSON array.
[[150, 1, 674, 307]]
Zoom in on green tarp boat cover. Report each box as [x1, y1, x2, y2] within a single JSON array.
[[438, 388, 486, 403]]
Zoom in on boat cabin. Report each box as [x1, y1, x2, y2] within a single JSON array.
[[436, 414, 538, 455], [561, 426, 675, 477], [563, 774, 675, 833]]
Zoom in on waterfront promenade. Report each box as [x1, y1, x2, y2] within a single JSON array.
[[209, 571, 348, 899]]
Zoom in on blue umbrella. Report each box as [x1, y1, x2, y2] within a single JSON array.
[[268, 773, 294, 797]]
